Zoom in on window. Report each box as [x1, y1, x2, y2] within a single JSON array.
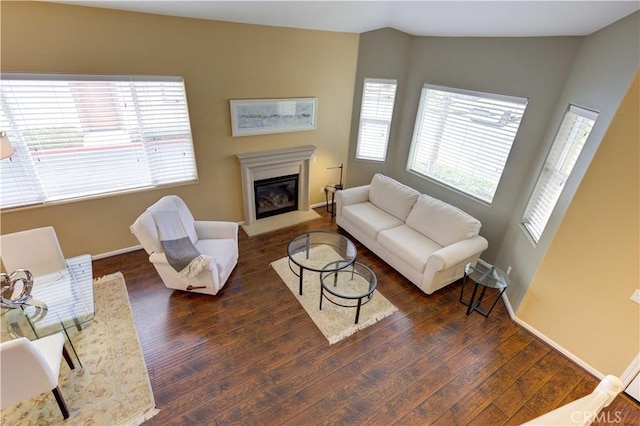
[[522, 105, 598, 243], [355, 78, 397, 162], [407, 84, 528, 203], [0, 74, 197, 209]]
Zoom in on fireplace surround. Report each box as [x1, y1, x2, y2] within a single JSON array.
[[236, 145, 316, 225]]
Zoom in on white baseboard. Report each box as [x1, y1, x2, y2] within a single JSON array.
[[501, 293, 604, 380], [310, 201, 330, 209], [92, 245, 143, 260], [619, 353, 640, 387]]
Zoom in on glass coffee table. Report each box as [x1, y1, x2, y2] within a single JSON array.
[[319, 260, 377, 324], [287, 231, 357, 295]]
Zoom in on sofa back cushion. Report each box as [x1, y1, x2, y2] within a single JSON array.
[[406, 194, 481, 246], [369, 174, 420, 221]]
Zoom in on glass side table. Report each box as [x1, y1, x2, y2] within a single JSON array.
[[459, 260, 509, 317], [324, 183, 343, 218]]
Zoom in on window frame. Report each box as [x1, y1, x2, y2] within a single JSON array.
[[407, 83, 528, 204], [521, 104, 599, 244], [0, 73, 198, 210], [355, 77, 398, 163]]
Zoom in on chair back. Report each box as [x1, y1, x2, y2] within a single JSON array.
[[0, 227, 66, 275], [130, 195, 198, 255], [0, 337, 58, 409]]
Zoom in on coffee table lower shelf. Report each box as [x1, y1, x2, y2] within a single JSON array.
[[319, 260, 377, 324]]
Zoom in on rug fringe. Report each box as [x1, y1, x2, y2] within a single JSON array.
[[128, 408, 160, 425], [327, 305, 398, 344], [93, 271, 125, 283]]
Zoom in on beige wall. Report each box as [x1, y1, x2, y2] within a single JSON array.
[[0, 2, 359, 257], [517, 71, 640, 375]]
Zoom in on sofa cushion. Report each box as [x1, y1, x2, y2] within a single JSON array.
[[406, 194, 481, 247], [342, 202, 404, 241], [377, 225, 443, 273], [369, 174, 420, 221]]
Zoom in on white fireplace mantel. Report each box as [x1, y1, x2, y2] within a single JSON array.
[[236, 145, 316, 225]]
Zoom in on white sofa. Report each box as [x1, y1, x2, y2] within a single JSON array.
[[335, 174, 488, 295]]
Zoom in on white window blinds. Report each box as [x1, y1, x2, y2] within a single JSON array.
[[356, 78, 397, 162], [0, 74, 197, 209], [408, 84, 527, 203], [522, 105, 598, 243]]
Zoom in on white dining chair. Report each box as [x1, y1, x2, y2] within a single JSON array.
[[0, 333, 74, 419], [0, 226, 93, 336], [0, 226, 66, 276]]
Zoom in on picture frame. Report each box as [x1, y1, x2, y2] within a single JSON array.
[[230, 97, 317, 137]]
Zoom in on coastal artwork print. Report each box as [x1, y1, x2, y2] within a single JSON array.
[[230, 98, 317, 137]]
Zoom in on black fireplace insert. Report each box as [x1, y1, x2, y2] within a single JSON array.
[[254, 174, 299, 219]]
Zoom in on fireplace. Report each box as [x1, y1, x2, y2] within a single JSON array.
[[254, 174, 299, 219], [236, 145, 316, 225]]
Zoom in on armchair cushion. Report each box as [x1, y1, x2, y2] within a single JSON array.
[[195, 239, 238, 278]]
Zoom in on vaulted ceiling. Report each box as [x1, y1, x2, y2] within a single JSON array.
[[49, 1, 640, 37]]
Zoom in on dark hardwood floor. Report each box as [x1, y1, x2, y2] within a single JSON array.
[[93, 207, 639, 425]]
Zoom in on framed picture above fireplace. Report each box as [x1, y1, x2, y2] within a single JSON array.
[[230, 98, 317, 137]]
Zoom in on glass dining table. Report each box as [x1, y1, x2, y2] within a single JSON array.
[[1, 255, 94, 367]]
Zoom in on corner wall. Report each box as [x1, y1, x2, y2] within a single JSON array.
[[517, 71, 639, 376], [496, 11, 640, 309]]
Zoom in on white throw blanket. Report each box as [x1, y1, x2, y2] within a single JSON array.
[[150, 210, 210, 279]]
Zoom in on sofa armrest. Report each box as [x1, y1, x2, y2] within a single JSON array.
[[336, 184, 370, 207], [426, 236, 489, 271], [194, 221, 239, 241], [335, 184, 371, 224]]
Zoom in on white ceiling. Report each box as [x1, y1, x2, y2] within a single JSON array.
[[49, 1, 640, 37]]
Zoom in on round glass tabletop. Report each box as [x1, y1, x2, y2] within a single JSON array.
[[287, 231, 357, 273]]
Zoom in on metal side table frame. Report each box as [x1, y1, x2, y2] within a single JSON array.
[[460, 260, 510, 317]]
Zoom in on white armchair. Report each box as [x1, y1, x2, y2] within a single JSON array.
[[130, 195, 238, 295], [0, 333, 74, 419]]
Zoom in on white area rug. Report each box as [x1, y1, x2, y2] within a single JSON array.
[[0, 273, 158, 425], [242, 209, 320, 237], [270, 245, 398, 344]]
